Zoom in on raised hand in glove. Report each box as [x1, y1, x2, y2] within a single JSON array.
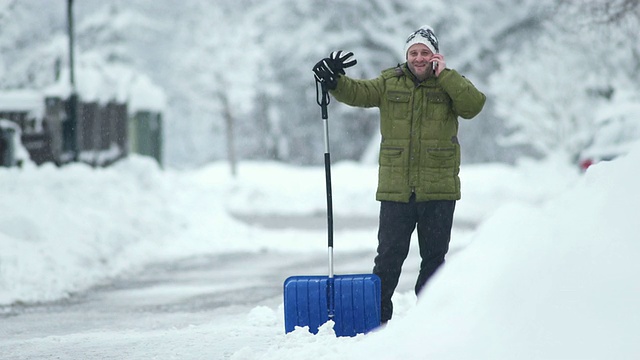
[[312, 51, 357, 90], [328, 51, 357, 74]]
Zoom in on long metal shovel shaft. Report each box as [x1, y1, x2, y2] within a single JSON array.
[[324, 124, 334, 278], [317, 80, 335, 319], [317, 81, 334, 279]]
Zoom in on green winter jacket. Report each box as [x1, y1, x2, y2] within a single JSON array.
[[330, 64, 486, 202]]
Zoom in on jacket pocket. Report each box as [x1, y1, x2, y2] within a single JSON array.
[[425, 91, 452, 120], [379, 146, 403, 163], [419, 142, 460, 195], [378, 145, 408, 194], [425, 91, 451, 104], [425, 147, 456, 168], [387, 91, 411, 120]]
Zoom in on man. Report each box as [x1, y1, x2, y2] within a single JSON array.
[[312, 25, 486, 323]]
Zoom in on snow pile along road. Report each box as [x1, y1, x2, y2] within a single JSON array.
[[252, 141, 640, 360]]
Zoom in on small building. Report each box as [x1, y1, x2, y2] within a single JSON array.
[[0, 66, 166, 167]]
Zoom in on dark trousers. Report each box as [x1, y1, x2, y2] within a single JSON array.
[[373, 196, 456, 322]]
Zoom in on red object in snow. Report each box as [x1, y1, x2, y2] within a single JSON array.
[[580, 158, 594, 171]]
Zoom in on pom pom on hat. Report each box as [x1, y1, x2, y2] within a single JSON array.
[[404, 25, 439, 58]]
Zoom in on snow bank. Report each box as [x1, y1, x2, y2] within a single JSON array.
[[253, 142, 640, 359], [0, 156, 247, 304]]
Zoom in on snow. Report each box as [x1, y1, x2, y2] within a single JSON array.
[[580, 95, 640, 162], [128, 73, 167, 113], [0, 89, 43, 116], [2, 141, 640, 359], [43, 58, 166, 113]]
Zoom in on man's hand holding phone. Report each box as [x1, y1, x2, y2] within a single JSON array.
[[431, 53, 445, 77]]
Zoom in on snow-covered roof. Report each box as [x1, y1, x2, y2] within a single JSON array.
[[128, 73, 167, 113], [0, 89, 44, 119], [43, 57, 166, 113]]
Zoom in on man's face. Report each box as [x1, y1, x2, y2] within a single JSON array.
[[406, 43, 435, 80]]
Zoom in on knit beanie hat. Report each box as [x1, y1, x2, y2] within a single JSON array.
[[404, 25, 439, 58]]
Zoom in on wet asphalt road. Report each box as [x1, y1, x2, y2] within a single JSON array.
[[0, 249, 379, 330]]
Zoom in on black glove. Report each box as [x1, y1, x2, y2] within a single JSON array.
[[312, 59, 339, 90], [312, 51, 357, 90], [328, 51, 357, 74]]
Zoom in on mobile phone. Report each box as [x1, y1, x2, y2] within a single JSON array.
[[433, 49, 439, 73]]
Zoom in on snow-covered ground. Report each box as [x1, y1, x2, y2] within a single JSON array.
[[2, 141, 640, 359]]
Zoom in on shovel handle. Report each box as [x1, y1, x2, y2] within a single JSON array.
[[316, 78, 334, 279]]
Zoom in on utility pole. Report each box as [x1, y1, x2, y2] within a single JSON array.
[[65, 0, 79, 161]]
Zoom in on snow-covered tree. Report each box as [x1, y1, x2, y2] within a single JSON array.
[[489, 0, 640, 161]]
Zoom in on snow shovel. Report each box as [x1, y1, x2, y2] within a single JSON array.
[[283, 75, 381, 337]]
